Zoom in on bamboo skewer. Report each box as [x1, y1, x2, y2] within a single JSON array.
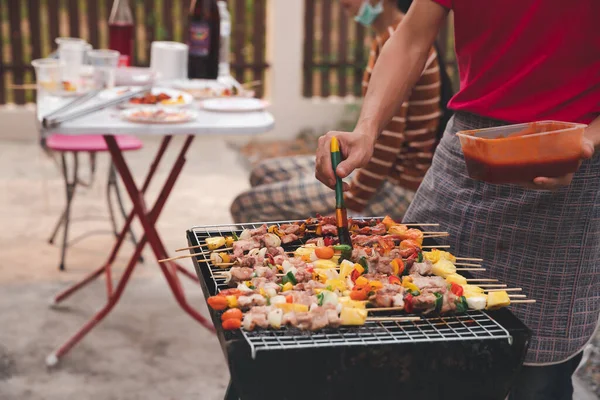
[[175, 244, 207, 252], [422, 245, 451, 249], [510, 300, 536, 304], [368, 318, 420, 323], [455, 268, 486, 271], [476, 284, 507, 288], [455, 257, 484, 262], [158, 253, 203, 263], [467, 279, 498, 282], [485, 288, 522, 292], [454, 262, 482, 267]]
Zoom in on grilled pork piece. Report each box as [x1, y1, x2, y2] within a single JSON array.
[[233, 238, 261, 257], [410, 275, 447, 293], [321, 224, 338, 235], [369, 284, 405, 308], [229, 267, 254, 283], [410, 260, 433, 276], [412, 293, 437, 313], [238, 293, 268, 309], [281, 233, 299, 244], [441, 292, 459, 314], [294, 280, 326, 293]]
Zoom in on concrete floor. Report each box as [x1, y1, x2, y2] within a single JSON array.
[[0, 136, 597, 400], [0, 136, 249, 399]]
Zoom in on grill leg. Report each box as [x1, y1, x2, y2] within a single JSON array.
[[224, 380, 240, 400]]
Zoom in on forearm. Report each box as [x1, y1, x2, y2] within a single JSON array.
[[355, 0, 448, 140], [585, 115, 600, 150]]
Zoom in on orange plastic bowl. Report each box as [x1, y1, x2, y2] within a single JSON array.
[[456, 121, 586, 184]]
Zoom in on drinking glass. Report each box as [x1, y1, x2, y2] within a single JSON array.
[[57, 40, 86, 91], [87, 49, 120, 89]]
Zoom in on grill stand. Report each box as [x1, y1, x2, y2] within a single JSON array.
[[186, 225, 531, 400], [46, 135, 215, 366]]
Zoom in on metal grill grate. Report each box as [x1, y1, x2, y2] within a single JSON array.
[[189, 220, 513, 359]]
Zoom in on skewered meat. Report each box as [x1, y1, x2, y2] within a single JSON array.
[[294, 280, 326, 293], [321, 224, 338, 235], [233, 238, 261, 257], [281, 234, 299, 244], [441, 292, 459, 314], [410, 260, 433, 275], [410, 275, 448, 293], [294, 267, 313, 283], [280, 223, 303, 235], [238, 294, 268, 309], [412, 293, 437, 313], [230, 267, 254, 283], [369, 284, 405, 308]]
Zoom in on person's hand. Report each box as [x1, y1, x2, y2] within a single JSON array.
[[522, 136, 595, 190], [315, 130, 376, 190]]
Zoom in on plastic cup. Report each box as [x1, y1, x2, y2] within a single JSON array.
[[31, 58, 60, 96], [57, 41, 86, 91], [87, 49, 120, 89]]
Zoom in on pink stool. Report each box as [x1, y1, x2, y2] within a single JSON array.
[[46, 134, 143, 271]]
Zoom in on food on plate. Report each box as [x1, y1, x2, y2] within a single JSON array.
[[129, 91, 183, 105], [124, 109, 193, 123]]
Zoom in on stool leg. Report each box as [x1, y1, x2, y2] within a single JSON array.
[[106, 163, 119, 238], [59, 153, 78, 271], [48, 209, 66, 245]]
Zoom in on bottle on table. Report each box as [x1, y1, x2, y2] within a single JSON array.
[[217, 1, 231, 79], [108, 0, 134, 67], [188, 0, 220, 79]]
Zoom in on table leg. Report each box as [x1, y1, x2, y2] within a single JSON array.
[[104, 135, 212, 330], [52, 137, 173, 305], [47, 135, 214, 365]]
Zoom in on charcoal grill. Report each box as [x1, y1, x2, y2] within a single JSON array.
[[187, 220, 531, 400]]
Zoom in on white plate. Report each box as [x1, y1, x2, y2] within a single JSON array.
[[171, 79, 244, 99], [201, 97, 267, 112], [120, 108, 198, 124], [99, 86, 193, 108]]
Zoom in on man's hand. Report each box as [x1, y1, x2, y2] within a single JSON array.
[[524, 136, 595, 190], [315, 130, 376, 190]]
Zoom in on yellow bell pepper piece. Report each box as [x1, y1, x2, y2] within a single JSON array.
[[314, 271, 328, 283], [205, 236, 226, 250], [313, 259, 338, 269], [355, 276, 368, 286], [325, 279, 347, 292], [313, 288, 323, 294], [225, 236, 235, 247], [259, 288, 266, 297], [382, 215, 397, 229], [340, 307, 368, 326], [339, 297, 367, 309], [402, 281, 420, 293], [275, 303, 309, 313], [446, 274, 467, 286], [220, 253, 231, 264], [354, 264, 365, 275], [244, 281, 253, 288], [391, 259, 400, 276], [282, 282, 293, 292], [226, 295, 238, 308], [369, 280, 383, 290], [294, 246, 315, 257], [486, 290, 511, 310], [432, 259, 457, 278], [388, 224, 408, 235]]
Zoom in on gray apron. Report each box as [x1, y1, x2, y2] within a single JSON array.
[[403, 111, 600, 364]]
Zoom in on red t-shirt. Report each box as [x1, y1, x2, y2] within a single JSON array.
[[432, 0, 600, 124]]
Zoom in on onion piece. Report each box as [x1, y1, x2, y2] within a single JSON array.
[[270, 295, 286, 305], [268, 308, 283, 329], [242, 314, 255, 331], [258, 247, 268, 259], [210, 252, 223, 265], [282, 260, 293, 273], [239, 229, 251, 240], [248, 248, 260, 257], [222, 271, 232, 284]]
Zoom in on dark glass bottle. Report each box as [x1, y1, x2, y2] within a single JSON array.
[[108, 0, 134, 66], [187, 0, 220, 79]]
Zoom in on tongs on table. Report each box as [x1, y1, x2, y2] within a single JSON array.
[[330, 136, 352, 248], [42, 84, 153, 130]]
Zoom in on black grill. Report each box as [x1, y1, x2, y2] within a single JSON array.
[[186, 220, 531, 400]]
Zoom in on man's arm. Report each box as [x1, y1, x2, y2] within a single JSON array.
[[315, 0, 449, 188]]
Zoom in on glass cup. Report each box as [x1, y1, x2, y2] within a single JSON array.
[[31, 58, 60, 97], [87, 49, 120, 89]]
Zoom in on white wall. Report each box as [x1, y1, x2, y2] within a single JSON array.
[[0, 0, 358, 142], [262, 0, 359, 140]]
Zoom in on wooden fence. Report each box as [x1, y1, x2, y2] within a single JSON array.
[[0, 0, 268, 104], [303, 0, 458, 98]]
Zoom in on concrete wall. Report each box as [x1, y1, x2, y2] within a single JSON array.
[[0, 0, 359, 142]]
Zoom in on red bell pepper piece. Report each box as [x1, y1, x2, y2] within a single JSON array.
[[350, 269, 361, 283], [324, 237, 334, 246], [267, 253, 275, 266], [450, 282, 464, 297], [404, 293, 414, 313], [285, 295, 293, 303], [388, 276, 402, 285]]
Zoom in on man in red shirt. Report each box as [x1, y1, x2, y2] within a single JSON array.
[[314, 1, 600, 399]]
